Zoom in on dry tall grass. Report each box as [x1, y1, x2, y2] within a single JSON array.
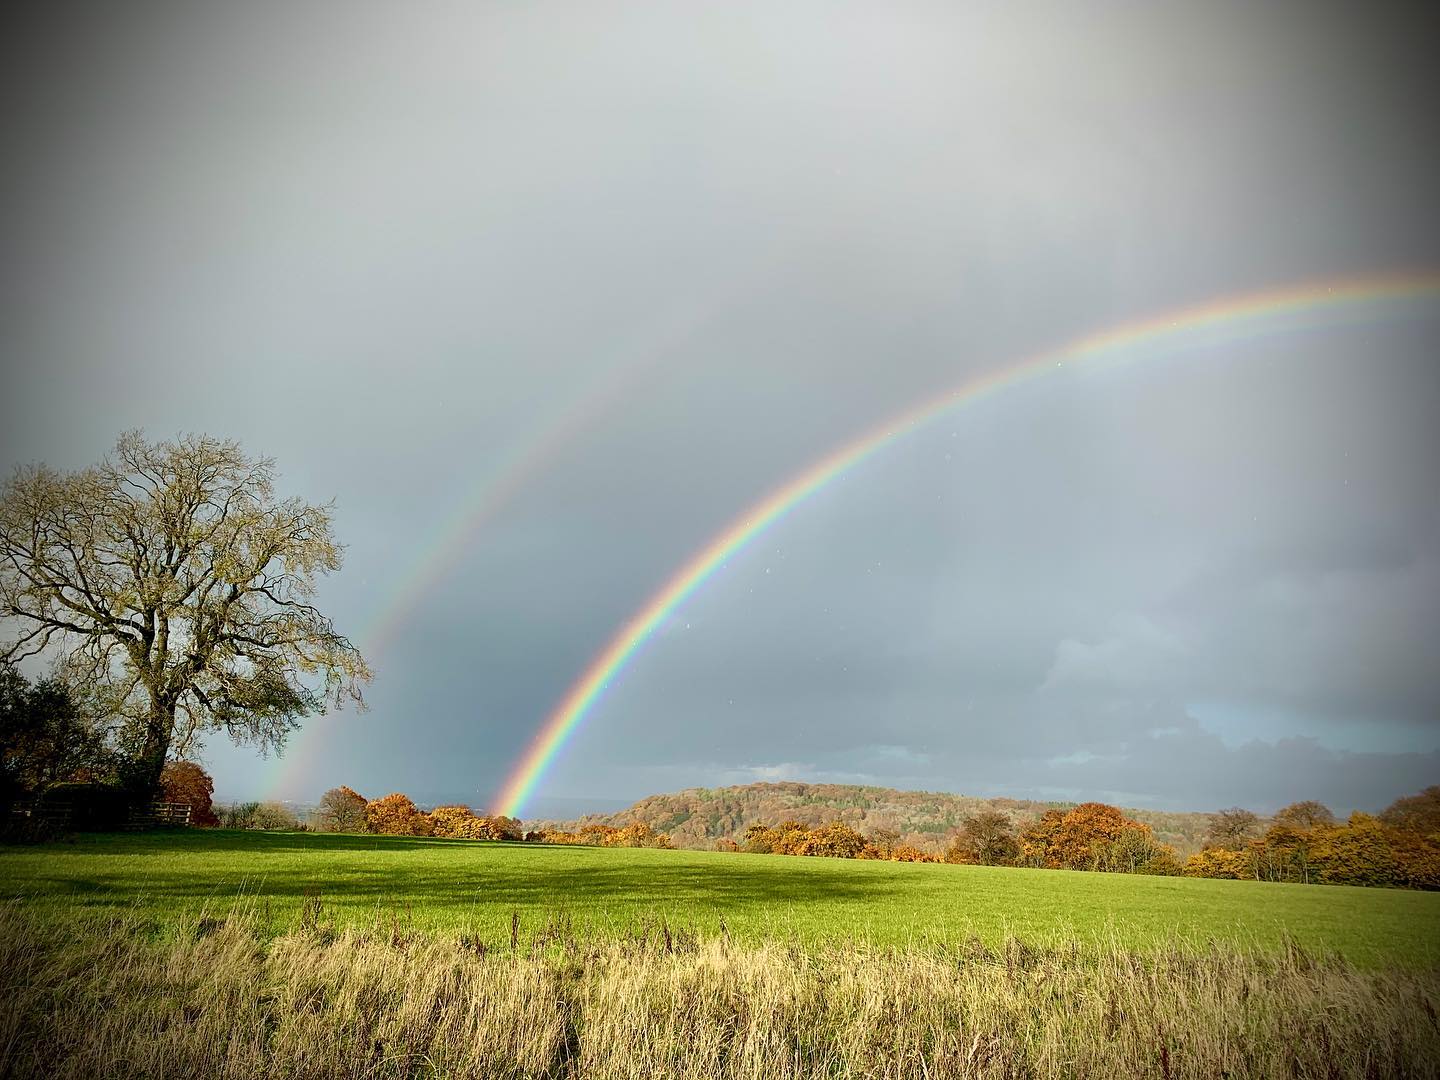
[[2, 903, 1437, 1079]]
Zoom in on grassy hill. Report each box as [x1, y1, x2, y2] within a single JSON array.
[[532, 780, 1218, 855]]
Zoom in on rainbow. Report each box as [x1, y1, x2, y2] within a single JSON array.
[[257, 290, 752, 800], [493, 271, 1440, 817]]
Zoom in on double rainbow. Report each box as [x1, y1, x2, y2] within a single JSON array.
[[494, 272, 1440, 817], [258, 290, 750, 800]]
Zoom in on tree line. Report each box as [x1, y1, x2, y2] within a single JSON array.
[[1180, 796, 1440, 888], [536, 780, 1222, 854], [150, 772, 676, 849], [732, 790, 1440, 889], [319, 788, 674, 847]]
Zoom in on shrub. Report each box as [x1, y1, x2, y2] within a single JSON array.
[[604, 822, 673, 849], [249, 802, 302, 831], [797, 821, 865, 859], [743, 823, 777, 854], [889, 845, 940, 863], [427, 806, 521, 841], [1184, 847, 1253, 880], [217, 801, 258, 828], [428, 804, 480, 838]]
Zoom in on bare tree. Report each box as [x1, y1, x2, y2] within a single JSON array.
[[1273, 800, 1335, 832], [1380, 787, 1440, 835], [1205, 807, 1260, 850], [315, 785, 369, 833], [0, 432, 371, 794], [951, 810, 1020, 865]]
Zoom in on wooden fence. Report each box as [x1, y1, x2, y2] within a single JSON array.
[[8, 798, 193, 832]]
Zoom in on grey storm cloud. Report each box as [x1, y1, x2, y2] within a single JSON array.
[[1, 0, 1437, 815]]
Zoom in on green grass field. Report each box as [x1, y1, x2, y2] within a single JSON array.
[[4, 829, 1438, 966]]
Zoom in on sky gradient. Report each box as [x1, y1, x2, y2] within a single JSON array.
[[2, 1, 1438, 817]]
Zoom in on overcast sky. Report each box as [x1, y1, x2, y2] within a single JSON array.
[[3, 1, 1438, 816]]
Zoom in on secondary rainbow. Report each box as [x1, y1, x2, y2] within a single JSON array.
[[257, 290, 751, 800], [493, 271, 1440, 817]]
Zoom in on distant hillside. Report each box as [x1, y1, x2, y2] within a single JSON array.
[[531, 781, 1217, 857]]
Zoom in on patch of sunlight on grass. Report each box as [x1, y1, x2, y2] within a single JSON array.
[[3, 829, 1437, 966]]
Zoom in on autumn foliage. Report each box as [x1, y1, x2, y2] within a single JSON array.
[[427, 805, 522, 841], [304, 781, 1440, 892], [1017, 803, 1178, 874], [745, 820, 939, 862], [532, 821, 673, 848], [364, 793, 432, 836], [1379, 786, 1440, 836], [945, 810, 1020, 865], [1184, 796, 1440, 889], [349, 793, 521, 840], [158, 761, 219, 827]]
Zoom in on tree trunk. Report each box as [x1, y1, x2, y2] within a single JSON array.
[[131, 701, 174, 798]]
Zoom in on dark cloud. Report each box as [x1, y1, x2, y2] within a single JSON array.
[[2, 1, 1438, 813]]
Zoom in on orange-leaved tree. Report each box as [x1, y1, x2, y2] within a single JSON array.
[[364, 792, 431, 836], [1018, 809, 1066, 868], [1018, 803, 1174, 873], [578, 823, 619, 846], [1388, 825, 1440, 890], [743, 823, 780, 854], [864, 827, 902, 859], [158, 760, 219, 826], [1050, 802, 1135, 869]]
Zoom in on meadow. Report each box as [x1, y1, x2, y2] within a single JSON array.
[[4, 829, 1439, 965], [6, 831, 1440, 1077]]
